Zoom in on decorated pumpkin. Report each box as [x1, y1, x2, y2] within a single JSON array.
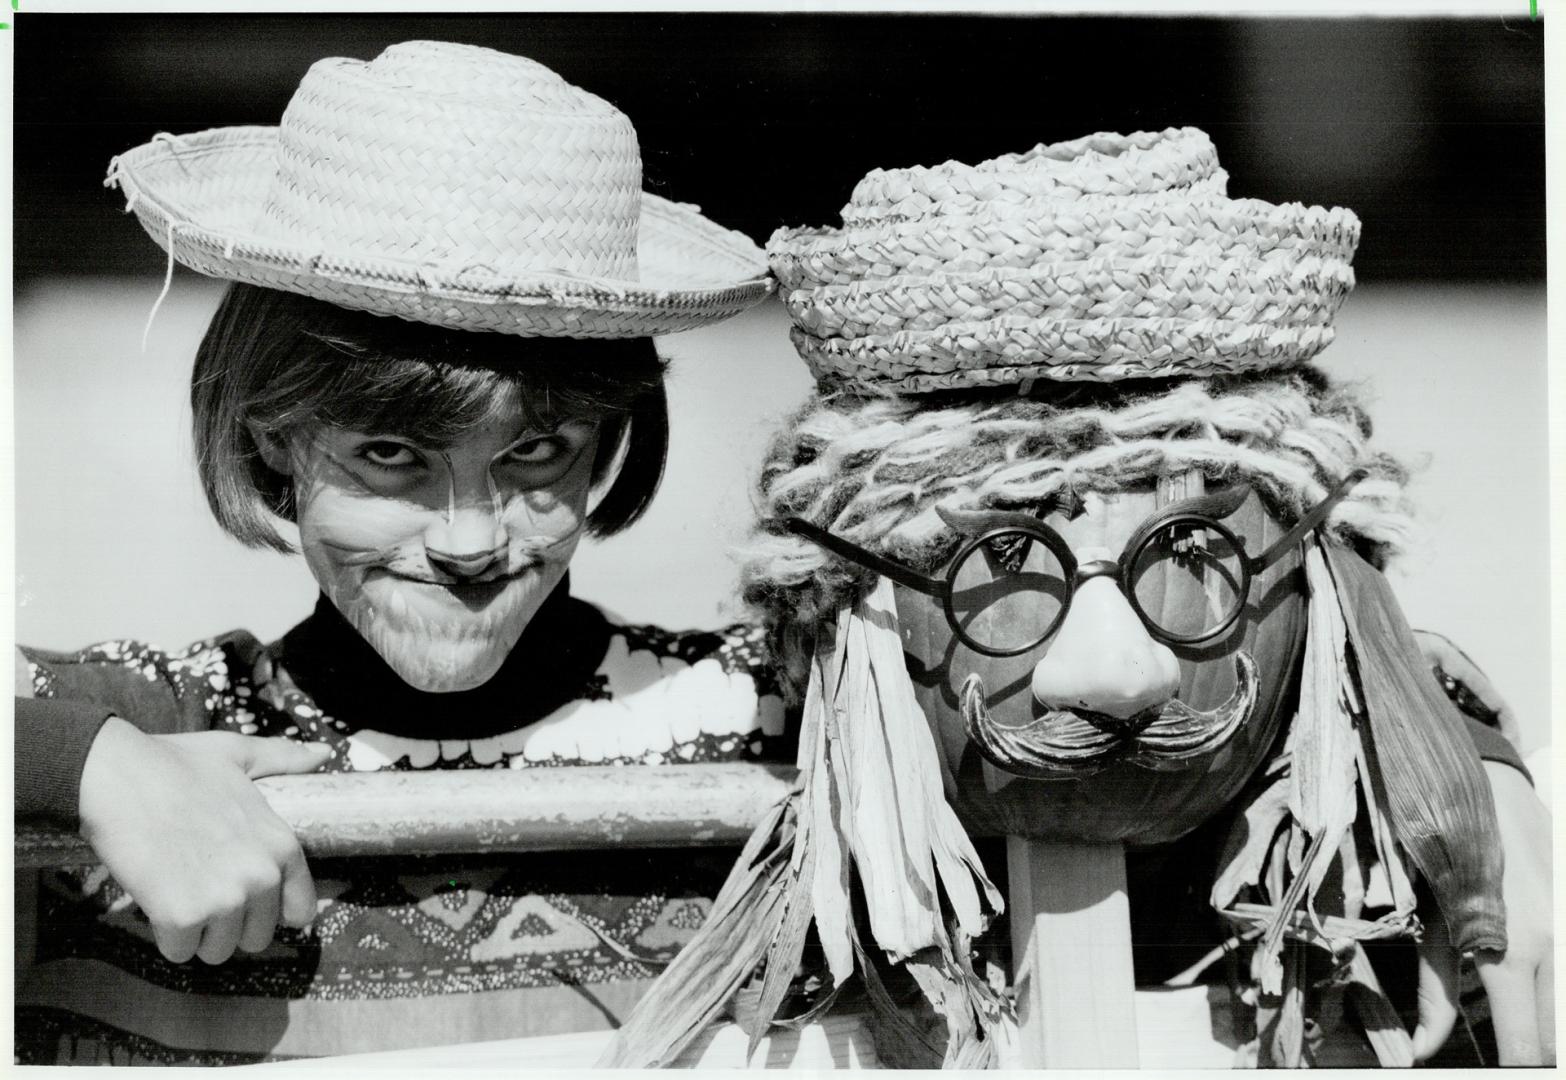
[[896, 485, 1309, 845]]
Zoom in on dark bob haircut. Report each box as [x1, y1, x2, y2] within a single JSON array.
[[193, 283, 669, 552]]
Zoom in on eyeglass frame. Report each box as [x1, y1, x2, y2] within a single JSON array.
[[783, 468, 1368, 657]]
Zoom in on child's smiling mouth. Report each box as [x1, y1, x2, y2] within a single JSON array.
[[434, 576, 518, 610], [377, 568, 533, 613]]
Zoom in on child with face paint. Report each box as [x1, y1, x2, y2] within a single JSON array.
[[606, 130, 1552, 1068], [13, 42, 781, 1064]]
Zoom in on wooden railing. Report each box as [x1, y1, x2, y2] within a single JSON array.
[[14, 763, 799, 867], [16, 763, 868, 1069], [15, 764, 1229, 1067]]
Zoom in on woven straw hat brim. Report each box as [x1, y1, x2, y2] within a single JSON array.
[[769, 199, 1360, 294], [108, 127, 774, 338], [790, 314, 1341, 392], [783, 253, 1355, 339]]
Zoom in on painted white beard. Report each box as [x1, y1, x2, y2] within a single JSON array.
[[328, 574, 552, 693], [355, 612, 515, 692]]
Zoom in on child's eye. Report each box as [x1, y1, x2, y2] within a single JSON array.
[[506, 436, 566, 466], [359, 441, 421, 468]]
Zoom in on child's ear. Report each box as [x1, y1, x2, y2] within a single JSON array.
[[246, 421, 294, 477]]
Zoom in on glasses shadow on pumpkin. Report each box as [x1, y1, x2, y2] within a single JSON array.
[[902, 559, 1306, 774]]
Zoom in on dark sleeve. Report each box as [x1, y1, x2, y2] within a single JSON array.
[[16, 639, 232, 825], [14, 697, 120, 825], [1464, 714, 1531, 785]]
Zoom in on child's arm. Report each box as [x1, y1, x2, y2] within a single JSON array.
[[76, 719, 329, 964], [16, 640, 330, 965]]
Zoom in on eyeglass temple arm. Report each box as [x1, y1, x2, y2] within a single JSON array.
[[1249, 468, 1371, 572], [782, 518, 946, 598]]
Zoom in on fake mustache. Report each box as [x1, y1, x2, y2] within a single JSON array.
[[959, 652, 1258, 779]]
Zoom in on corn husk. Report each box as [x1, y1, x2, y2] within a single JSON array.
[[596, 791, 800, 1068], [850, 919, 947, 1069], [814, 578, 1004, 1057], [1237, 540, 1367, 991], [801, 628, 853, 984], [1289, 540, 1360, 912], [1212, 534, 1438, 1065], [829, 579, 999, 957], [1321, 542, 1507, 954], [1257, 942, 1308, 1067], [1211, 756, 1292, 910], [602, 577, 1003, 1067], [1344, 941, 1416, 1067], [1213, 536, 1504, 1070]]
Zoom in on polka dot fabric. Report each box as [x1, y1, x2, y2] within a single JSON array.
[[17, 601, 788, 1064]]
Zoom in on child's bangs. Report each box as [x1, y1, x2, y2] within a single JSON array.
[[305, 356, 529, 445], [268, 320, 660, 444]]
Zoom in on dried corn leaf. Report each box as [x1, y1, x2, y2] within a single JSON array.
[[607, 573, 1006, 1066], [1322, 543, 1505, 954], [946, 1032, 997, 1070], [907, 946, 1007, 1067], [801, 639, 854, 984], [1262, 944, 1307, 1068], [1291, 540, 1359, 911], [1337, 817, 1367, 919], [828, 580, 1000, 960], [1224, 901, 1416, 948], [747, 798, 817, 1060], [1344, 942, 1416, 1067], [1261, 816, 1291, 928], [849, 919, 947, 1069], [770, 979, 845, 1031], [858, 579, 1000, 932], [1261, 830, 1326, 957], [907, 957, 975, 1050], [597, 793, 798, 1068], [1353, 726, 1418, 917], [834, 599, 940, 958], [1212, 761, 1292, 910]]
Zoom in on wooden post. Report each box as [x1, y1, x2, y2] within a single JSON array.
[[1001, 838, 1139, 1068]]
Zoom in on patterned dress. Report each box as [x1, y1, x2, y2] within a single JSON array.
[[15, 586, 787, 1064]]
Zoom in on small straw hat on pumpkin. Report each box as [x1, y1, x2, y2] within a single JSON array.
[[769, 127, 1359, 390], [105, 40, 773, 338]]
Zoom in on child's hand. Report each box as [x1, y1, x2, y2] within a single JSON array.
[[77, 718, 331, 964]]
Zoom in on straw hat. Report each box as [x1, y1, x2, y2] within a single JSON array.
[[768, 128, 1360, 390], [105, 40, 772, 338]]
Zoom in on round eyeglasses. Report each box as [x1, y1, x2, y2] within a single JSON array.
[[784, 470, 1366, 657]]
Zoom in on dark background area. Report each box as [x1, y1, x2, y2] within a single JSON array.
[[13, 12, 1544, 283]]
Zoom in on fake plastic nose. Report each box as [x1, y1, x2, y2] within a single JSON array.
[[1030, 548, 1182, 720], [424, 507, 507, 580]]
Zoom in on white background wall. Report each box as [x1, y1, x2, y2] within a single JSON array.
[[12, 277, 1550, 753]]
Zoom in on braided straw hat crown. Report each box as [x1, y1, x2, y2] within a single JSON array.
[[768, 128, 1360, 390], [106, 40, 772, 338]]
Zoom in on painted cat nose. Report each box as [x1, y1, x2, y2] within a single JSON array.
[[424, 507, 507, 579], [1030, 565, 1181, 720], [425, 544, 506, 580]]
